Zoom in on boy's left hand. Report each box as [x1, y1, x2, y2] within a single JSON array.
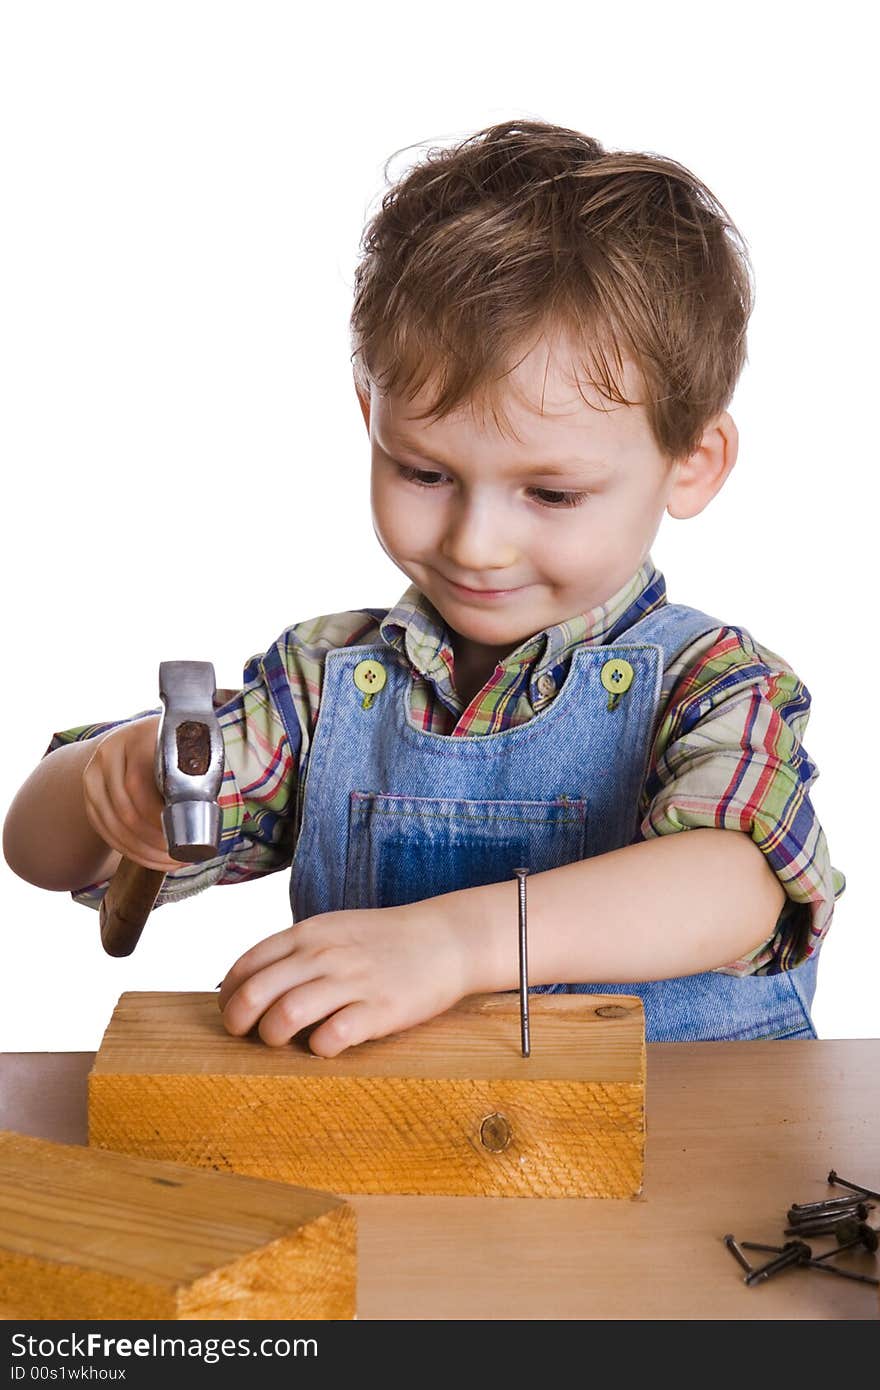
[[217, 902, 471, 1057]]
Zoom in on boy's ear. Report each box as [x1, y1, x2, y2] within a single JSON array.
[[354, 381, 371, 432], [666, 411, 739, 519]]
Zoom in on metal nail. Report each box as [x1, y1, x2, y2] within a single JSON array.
[[784, 1215, 863, 1238], [827, 1169, 880, 1200], [804, 1261, 880, 1287], [787, 1205, 869, 1230], [812, 1223, 880, 1261], [740, 1241, 786, 1255], [784, 1200, 867, 1234], [811, 1243, 854, 1264], [745, 1241, 811, 1286], [834, 1220, 864, 1246], [788, 1196, 871, 1220], [722, 1233, 754, 1276], [513, 867, 531, 1058]]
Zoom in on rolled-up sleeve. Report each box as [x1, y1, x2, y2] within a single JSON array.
[[640, 626, 845, 975], [46, 645, 299, 911]]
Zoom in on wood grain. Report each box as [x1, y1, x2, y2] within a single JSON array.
[[89, 991, 646, 1197], [0, 1129, 355, 1321]]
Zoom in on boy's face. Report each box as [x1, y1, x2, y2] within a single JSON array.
[[361, 332, 733, 662]]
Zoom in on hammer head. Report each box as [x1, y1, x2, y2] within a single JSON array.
[[155, 661, 224, 862]]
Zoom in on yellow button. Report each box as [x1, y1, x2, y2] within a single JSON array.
[[600, 658, 634, 695], [353, 659, 387, 695]]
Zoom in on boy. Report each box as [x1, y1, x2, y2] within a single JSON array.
[[3, 120, 844, 1055]]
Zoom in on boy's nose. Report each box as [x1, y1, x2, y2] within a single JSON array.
[[440, 498, 519, 574]]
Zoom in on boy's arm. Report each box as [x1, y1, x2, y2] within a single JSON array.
[[4, 612, 382, 908], [452, 625, 841, 989], [2, 720, 159, 890], [3, 649, 300, 899], [436, 827, 785, 993], [218, 827, 783, 1056], [642, 624, 845, 972]]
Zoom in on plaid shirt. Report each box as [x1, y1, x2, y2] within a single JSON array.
[[50, 558, 845, 975]]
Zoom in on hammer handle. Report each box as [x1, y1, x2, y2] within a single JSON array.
[[99, 858, 167, 958]]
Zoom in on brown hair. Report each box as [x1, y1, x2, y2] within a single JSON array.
[[350, 120, 754, 461]]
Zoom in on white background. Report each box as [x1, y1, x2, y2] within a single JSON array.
[[0, 1, 875, 1049]]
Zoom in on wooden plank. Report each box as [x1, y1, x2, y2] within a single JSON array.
[[89, 992, 645, 1197], [0, 1130, 355, 1321]]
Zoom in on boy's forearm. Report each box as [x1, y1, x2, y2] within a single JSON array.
[[3, 740, 120, 891], [433, 829, 786, 993]]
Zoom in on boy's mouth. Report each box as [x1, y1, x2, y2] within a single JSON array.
[[442, 575, 527, 601]]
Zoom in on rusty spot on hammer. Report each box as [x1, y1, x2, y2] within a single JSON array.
[[176, 720, 211, 776]]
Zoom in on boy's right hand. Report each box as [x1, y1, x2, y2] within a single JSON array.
[[81, 715, 187, 873]]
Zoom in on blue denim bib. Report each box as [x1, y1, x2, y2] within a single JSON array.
[[287, 602, 818, 1041]]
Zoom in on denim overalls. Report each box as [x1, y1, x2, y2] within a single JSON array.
[[286, 601, 818, 1041]]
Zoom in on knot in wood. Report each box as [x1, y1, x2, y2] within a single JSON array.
[[595, 1005, 629, 1018], [480, 1112, 512, 1153]]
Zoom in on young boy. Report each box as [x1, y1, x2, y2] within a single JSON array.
[[3, 120, 844, 1055]]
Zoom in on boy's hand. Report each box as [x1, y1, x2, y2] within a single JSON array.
[[217, 903, 472, 1057], [81, 715, 187, 873]]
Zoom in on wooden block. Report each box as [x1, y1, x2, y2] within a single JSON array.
[[0, 1129, 355, 1320], [89, 992, 645, 1197]]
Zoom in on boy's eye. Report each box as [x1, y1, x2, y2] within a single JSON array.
[[529, 488, 589, 509], [397, 465, 448, 487]]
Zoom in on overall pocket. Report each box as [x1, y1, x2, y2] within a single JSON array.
[[344, 793, 588, 910]]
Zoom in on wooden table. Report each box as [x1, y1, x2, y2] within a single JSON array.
[[1, 1041, 878, 1320]]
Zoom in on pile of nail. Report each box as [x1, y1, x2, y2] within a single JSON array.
[[724, 1169, 880, 1289]]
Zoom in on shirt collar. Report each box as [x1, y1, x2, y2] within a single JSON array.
[[379, 558, 667, 707], [379, 585, 460, 708]]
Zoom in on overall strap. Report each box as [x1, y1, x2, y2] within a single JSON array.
[[261, 609, 390, 760], [610, 603, 723, 668]]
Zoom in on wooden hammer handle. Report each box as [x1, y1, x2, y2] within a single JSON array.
[[99, 858, 168, 958]]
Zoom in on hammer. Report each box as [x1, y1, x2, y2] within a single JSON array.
[[98, 661, 224, 957]]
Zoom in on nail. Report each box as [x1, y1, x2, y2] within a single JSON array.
[[812, 1223, 880, 1261], [804, 1261, 880, 1287], [745, 1241, 811, 1286], [741, 1241, 786, 1255], [787, 1205, 869, 1230], [827, 1169, 880, 1200], [784, 1215, 863, 1238], [513, 867, 530, 1058], [723, 1234, 754, 1276], [788, 1197, 871, 1221]]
